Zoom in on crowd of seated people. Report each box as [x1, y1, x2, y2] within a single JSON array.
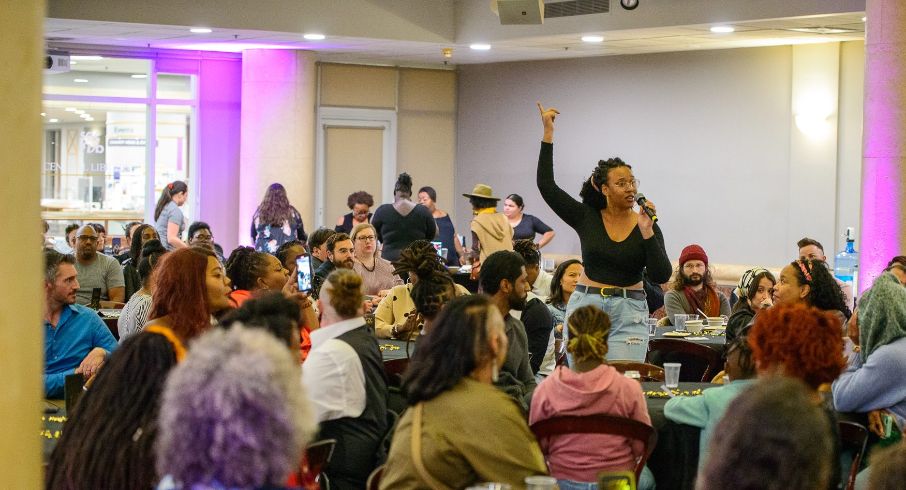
[[38, 170, 906, 490]]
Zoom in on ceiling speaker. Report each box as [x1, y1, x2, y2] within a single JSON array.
[[496, 0, 545, 25]]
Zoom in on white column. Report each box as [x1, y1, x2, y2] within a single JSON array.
[[238, 50, 317, 246], [0, 1, 44, 487]]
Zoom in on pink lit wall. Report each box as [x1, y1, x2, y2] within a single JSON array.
[[859, 0, 906, 294], [197, 58, 243, 253]]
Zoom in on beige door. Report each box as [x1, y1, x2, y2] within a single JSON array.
[[323, 126, 384, 230]]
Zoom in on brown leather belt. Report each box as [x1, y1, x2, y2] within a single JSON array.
[[575, 284, 647, 300]]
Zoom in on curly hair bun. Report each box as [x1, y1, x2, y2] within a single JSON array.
[[325, 269, 363, 317]]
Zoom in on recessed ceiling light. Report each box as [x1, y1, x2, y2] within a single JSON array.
[[71, 55, 102, 61], [582, 35, 605, 43], [190, 27, 213, 34], [73, 78, 89, 83], [49, 118, 59, 123], [70, 61, 78, 65], [131, 74, 147, 79], [303, 33, 326, 40], [862, 16, 867, 22], [75, 110, 86, 115], [80, 114, 91, 119], [65, 107, 77, 112], [40, 112, 46, 117], [710, 26, 735, 34], [470, 43, 492, 50]]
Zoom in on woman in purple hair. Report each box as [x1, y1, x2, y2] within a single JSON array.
[[156, 326, 317, 489]]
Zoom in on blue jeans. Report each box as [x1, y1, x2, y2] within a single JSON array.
[[565, 290, 649, 363], [557, 466, 656, 490]]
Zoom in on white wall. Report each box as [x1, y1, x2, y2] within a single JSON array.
[[455, 43, 864, 269]]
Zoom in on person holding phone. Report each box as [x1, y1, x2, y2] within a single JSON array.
[[536, 102, 671, 362]]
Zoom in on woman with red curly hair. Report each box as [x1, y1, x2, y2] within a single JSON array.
[[749, 303, 846, 490], [146, 247, 233, 342]]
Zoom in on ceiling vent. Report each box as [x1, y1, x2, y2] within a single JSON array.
[[545, 0, 610, 19]]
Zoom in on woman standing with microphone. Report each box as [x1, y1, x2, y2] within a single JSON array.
[[536, 103, 671, 361]]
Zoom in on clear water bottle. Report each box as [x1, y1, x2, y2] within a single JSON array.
[[834, 227, 859, 294]]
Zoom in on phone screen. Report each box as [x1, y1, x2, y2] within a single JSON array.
[[296, 255, 314, 293]]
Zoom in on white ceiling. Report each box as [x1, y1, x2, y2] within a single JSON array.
[[45, 12, 865, 67]]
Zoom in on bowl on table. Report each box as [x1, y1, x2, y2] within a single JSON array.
[[685, 320, 704, 334]]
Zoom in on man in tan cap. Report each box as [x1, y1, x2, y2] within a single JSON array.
[[463, 184, 514, 269]]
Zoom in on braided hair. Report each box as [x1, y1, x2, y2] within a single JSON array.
[[512, 239, 541, 267], [567, 305, 612, 363], [393, 240, 454, 319], [790, 258, 851, 317], [224, 246, 272, 291], [578, 158, 632, 210]]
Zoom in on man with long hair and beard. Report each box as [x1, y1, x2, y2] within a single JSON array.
[[664, 244, 730, 323]]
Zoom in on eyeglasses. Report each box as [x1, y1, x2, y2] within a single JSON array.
[[612, 179, 640, 190], [193, 233, 213, 241], [77, 235, 98, 242], [356, 235, 376, 242]]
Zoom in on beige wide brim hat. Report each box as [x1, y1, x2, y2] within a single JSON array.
[[462, 183, 501, 200]]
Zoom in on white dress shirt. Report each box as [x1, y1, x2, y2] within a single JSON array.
[[533, 269, 553, 299], [302, 316, 367, 423]]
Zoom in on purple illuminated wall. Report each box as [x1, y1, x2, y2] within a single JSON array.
[[197, 58, 242, 253], [859, 0, 906, 294]]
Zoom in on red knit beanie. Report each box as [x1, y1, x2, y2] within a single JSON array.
[[679, 244, 708, 266]]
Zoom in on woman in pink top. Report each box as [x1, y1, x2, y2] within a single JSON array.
[[530, 305, 655, 490]]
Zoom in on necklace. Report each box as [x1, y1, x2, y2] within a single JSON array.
[[360, 257, 376, 272]]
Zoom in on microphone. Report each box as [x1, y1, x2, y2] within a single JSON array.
[[636, 193, 658, 222]]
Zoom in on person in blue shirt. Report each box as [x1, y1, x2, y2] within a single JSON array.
[[43, 249, 117, 398], [663, 329, 757, 470]]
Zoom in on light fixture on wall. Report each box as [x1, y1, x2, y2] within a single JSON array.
[[794, 92, 835, 138]]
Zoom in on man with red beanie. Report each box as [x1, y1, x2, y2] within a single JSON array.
[[664, 244, 730, 324]]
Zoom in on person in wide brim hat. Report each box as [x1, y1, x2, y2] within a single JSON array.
[[463, 183, 513, 268], [462, 184, 502, 201]]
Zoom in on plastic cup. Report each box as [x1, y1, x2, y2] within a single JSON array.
[[674, 314, 688, 332], [524, 476, 558, 490], [646, 317, 658, 336], [664, 362, 681, 388]]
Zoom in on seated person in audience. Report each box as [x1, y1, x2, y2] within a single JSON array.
[[145, 247, 233, 343], [529, 305, 655, 490], [118, 240, 167, 343], [371, 172, 437, 263], [380, 295, 548, 489], [72, 224, 125, 304], [726, 267, 775, 343], [867, 440, 906, 490], [47, 329, 183, 489], [375, 240, 467, 339], [307, 227, 336, 271], [664, 331, 757, 470], [464, 184, 513, 267], [886, 255, 906, 286], [65, 223, 79, 253], [799, 237, 855, 310], [122, 224, 159, 299], [88, 222, 107, 253], [503, 193, 556, 248], [833, 272, 906, 432], [115, 221, 142, 263], [698, 377, 835, 490], [275, 239, 307, 271], [224, 246, 290, 306], [773, 258, 851, 323], [336, 190, 374, 234], [749, 303, 845, 490], [157, 326, 316, 490], [544, 259, 584, 374], [186, 221, 223, 261], [513, 240, 554, 375], [311, 232, 353, 300], [220, 291, 310, 361], [479, 250, 537, 411], [303, 269, 388, 490], [351, 223, 403, 296], [664, 244, 729, 323], [42, 250, 118, 398]]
